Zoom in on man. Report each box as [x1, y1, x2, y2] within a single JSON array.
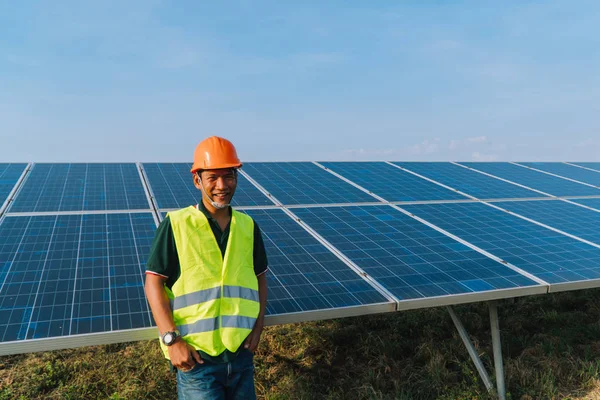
[[145, 136, 268, 400]]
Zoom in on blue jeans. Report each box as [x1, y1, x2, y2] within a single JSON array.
[[176, 349, 256, 400]]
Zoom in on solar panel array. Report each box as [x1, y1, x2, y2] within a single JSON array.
[[392, 162, 546, 200], [243, 162, 377, 205], [490, 200, 600, 245], [571, 163, 600, 172], [459, 162, 600, 197], [518, 162, 600, 187], [0, 163, 27, 211], [570, 198, 600, 210], [402, 202, 600, 287], [319, 162, 467, 202], [10, 163, 150, 212], [1, 161, 600, 355], [0, 213, 156, 342], [292, 206, 539, 301], [243, 209, 389, 317]]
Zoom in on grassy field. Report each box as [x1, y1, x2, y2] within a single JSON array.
[[2, 289, 600, 399]]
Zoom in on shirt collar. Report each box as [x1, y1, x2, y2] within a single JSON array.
[[196, 200, 232, 221]]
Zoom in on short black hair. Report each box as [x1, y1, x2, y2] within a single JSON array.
[[195, 168, 238, 179]]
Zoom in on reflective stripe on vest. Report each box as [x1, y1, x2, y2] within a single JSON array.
[[170, 285, 259, 311], [160, 206, 259, 359], [179, 317, 220, 336], [222, 315, 257, 330], [178, 315, 258, 336]]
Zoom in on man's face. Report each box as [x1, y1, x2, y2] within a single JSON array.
[[194, 168, 237, 207]]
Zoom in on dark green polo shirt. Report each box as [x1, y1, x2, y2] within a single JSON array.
[[146, 202, 268, 364]]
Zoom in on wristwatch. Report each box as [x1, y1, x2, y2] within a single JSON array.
[[161, 330, 180, 346]]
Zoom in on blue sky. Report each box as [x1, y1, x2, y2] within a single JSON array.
[[1, 1, 599, 162]]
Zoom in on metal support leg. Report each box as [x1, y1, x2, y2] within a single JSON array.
[[446, 307, 494, 392], [489, 301, 506, 400]]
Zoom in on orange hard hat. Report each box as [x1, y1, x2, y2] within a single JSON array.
[[190, 136, 242, 173]]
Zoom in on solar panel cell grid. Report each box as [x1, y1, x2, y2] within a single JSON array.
[[518, 162, 600, 187], [459, 162, 600, 197], [491, 200, 600, 245], [27, 215, 80, 339], [94, 164, 149, 210], [243, 162, 378, 205], [0, 164, 27, 209], [9, 164, 150, 213], [570, 198, 600, 210], [11, 165, 65, 213], [292, 205, 539, 301], [142, 163, 195, 209], [0, 213, 156, 343], [108, 213, 154, 332], [0, 215, 59, 342], [403, 202, 600, 285], [572, 163, 600, 172], [319, 162, 467, 202], [393, 162, 544, 200], [242, 209, 389, 316]]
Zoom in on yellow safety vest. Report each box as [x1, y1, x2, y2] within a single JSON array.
[[159, 206, 260, 359]]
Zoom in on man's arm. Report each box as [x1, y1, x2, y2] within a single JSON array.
[[145, 274, 202, 369], [243, 272, 268, 352]]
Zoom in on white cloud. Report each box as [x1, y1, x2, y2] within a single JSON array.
[[471, 151, 498, 161], [342, 148, 397, 156], [446, 136, 509, 161], [468, 136, 488, 143], [410, 138, 441, 155], [341, 137, 443, 161]]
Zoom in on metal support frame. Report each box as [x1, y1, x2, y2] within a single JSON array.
[[137, 162, 161, 227], [489, 302, 506, 399], [448, 301, 506, 400], [0, 163, 32, 217]]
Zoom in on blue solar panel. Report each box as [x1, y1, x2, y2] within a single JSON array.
[[9, 164, 150, 213], [459, 162, 600, 197], [0, 164, 27, 210], [292, 206, 539, 301], [491, 200, 600, 245], [403, 202, 600, 286], [0, 213, 155, 342], [393, 162, 545, 200], [142, 163, 273, 209], [518, 163, 600, 187], [241, 209, 389, 315], [569, 198, 600, 210], [320, 162, 467, 202], [571, 163, 600, 172], [242, 162, 378, 205]]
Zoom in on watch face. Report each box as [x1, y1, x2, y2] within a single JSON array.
[[164, 333, 174, 345]]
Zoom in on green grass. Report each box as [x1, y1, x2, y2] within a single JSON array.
[[2, 290, 600, 399]]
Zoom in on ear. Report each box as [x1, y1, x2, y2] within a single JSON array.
[[193, 172, 203, 190]]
